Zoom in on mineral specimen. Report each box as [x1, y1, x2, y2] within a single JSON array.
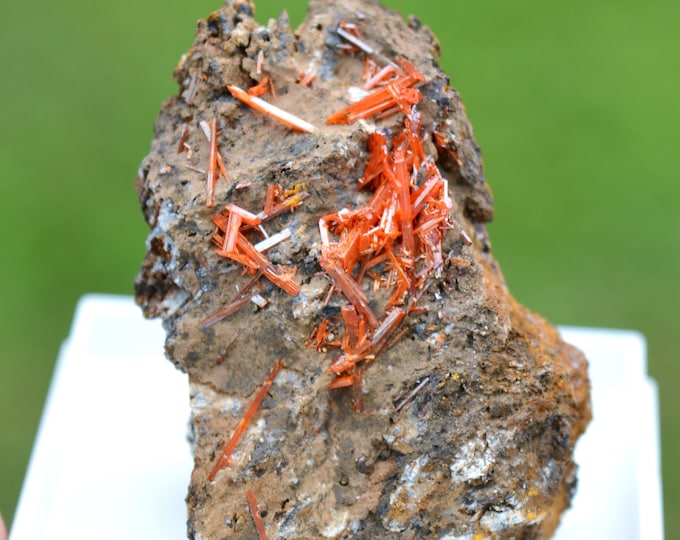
[[134, 0, 591, 538]]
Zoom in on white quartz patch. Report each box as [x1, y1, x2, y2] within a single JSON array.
[[449, 430, 513, 484]]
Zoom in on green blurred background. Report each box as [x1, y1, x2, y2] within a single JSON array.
[[1, 0, 677, 535]]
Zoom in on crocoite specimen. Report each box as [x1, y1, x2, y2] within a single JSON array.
[[134, 0, 591, 538]]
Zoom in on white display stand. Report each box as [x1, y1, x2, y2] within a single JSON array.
[[10, 295, 664, 539]]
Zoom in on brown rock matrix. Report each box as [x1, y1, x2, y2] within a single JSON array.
[[134, 0, 591, 538]]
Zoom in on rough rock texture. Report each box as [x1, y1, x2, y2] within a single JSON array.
[[134, 1, 591, 538]]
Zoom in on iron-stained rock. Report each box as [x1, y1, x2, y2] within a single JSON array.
[[135, 1, 591, 538]]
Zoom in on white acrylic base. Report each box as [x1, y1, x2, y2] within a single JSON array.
[[10, 295, 664, 539]]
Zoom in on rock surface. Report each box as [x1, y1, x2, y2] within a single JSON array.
[[134, 1, 591, 538]]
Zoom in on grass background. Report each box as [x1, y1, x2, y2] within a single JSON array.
[[1, 0, 677, 535]]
